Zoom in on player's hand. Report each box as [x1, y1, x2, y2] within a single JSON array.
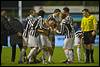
[[38, 29, 44, 33], [92, 30, 96, 36]]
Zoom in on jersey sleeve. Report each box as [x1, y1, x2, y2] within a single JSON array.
[[81, 18, 84, 31], [93, 16, 98, 31]]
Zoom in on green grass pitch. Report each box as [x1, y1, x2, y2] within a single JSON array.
[[1, 46, 99, 66]]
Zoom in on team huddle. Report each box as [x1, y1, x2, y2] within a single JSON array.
[[1, 5, 97, 65], [17, 7, 97, 64], [18, 7, 80, 64]]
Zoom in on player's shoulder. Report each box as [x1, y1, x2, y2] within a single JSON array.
[[36, 16, 43, 20], [65, 15, 73, 20], [89, 15, 96, 19], [81, 16, 86, 21], [48, 14, 53, 18], [75, 30, 82, 34], [62, 19, 66, 22]]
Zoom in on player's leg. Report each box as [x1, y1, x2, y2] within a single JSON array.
[[48, 52, 52, 63], [64, 49, 69, 61], [68, 38, 74, 63], [23, 37, 28, 59], [84, 31, 95, 63], [32, 47, 40, 63], [27, 34, 39, 63], [89, 35, 96, 63], [11, 43, 16, 62], [83, 32, 90, 63], [47, 47, 53, 63], [28, 45, 39, 64], [77, 45, 81, 63], [27, 47, 36, 63], [18, 46, 27, 64], [74, 36, 81, 63], [32, 35, 42, 63], [40, 35, 49, 64], [17, 42, 23, 64], [85, 44, 94, 63], [63, 38, 70, 63], [68, 49, 73, 63], [39, 35, 45, 64], [90, 45, 94, 63], [46, 37, 53, 63], [42, 47, 48, 64], [27, 48, 38, 64], [51, 36, 55, 59], [82, 41, 86, 62], [18, 36, 28, 63]]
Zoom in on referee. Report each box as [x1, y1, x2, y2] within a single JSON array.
[[81, 9, 97, 63]]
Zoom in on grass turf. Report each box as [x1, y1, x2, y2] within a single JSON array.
[[1, 46, 99, 66]]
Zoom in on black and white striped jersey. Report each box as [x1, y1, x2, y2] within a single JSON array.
[[24, 15, 49, 37], [22, 15, 36, 29], [36, 16, 50, 36], [60, 15, 75, 38], [23, 15, 38, 37], [75, 30, 83, 38], [47, 14, 61, 24], [35, 16, 45, 30], [47, 14, 62, 32]]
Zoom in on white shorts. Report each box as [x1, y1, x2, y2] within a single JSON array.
[[63, 37, 74, 49], [22, 36, 28, 47], [28, 34, 38, 48], [74, 37, 81, 46], [36, 35, 42, 48], [40, 34, 52, 48]]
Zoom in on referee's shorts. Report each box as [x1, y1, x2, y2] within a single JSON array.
[[83, 30, 96, 44]]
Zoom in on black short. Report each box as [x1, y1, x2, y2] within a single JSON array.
[[83, 30, 96, 44]]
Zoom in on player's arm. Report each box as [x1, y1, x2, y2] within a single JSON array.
[[37, 29, 44, 33], [93, 16, 97, 32], [44, 19, 50, 27], [81, 18, 84, 32], [92, 16, 98, 36], [45, 15, 53, 27], [37, 29, 48, 35]]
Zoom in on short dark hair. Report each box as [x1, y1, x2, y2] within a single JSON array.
[[61, 13, 66, 19], [38, 10, 45, 18], [63, 7, 69, 12], [29, 9, 36, 14], [82, 8, 90, 13], [54, 9, 61, 13]]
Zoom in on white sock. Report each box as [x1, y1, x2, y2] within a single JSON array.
[[64, 49, 69, 61], [22, 48, 26, 55], [42, 49, 46, 64], [48, 52, 52, 62], [27, 48, 36, 59], [77, 47, 81, 62], [29, 56, 32, 62], [69, 50, 73, 62], [32, 48, 38, 62], [19, 48, 26, 61]]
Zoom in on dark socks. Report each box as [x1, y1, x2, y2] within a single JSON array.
[[90, 49, 94, 63], [85, 49, 90, 63]]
